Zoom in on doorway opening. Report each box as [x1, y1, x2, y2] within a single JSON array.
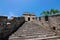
[[52, 27, 56, 30], [28, 17, 30, 21], [45, 16, 48, 21]]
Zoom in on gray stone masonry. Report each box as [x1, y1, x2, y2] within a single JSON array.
[[9, 21, 56, 40]]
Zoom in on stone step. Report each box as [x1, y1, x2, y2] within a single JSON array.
[[9, 21, 56, 40], [10, 33, 56, 39], [9, 36, 60, 40]]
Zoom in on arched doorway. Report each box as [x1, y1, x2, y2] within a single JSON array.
[[28, 17, 30, 21]]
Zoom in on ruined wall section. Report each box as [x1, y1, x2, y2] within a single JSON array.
[[0, 16, 8, 39], [0, 16, 25, 39], [48, 16, 57, 29], [48, 15, 60, 35], [0, 16, 7, 24], [5, 17, 25, 38], [40, 16, 50, 30], [0, 16, 7, 29]]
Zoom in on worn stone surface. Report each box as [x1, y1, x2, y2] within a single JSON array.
[[9, 21, 56, 40], [48, 15, 60, 35]]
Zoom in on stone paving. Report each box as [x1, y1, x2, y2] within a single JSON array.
[[9, 21, 57, 40]]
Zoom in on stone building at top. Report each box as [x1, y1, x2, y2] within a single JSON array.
[[22, 12, 36, 21], [22, 12, 41, 22]]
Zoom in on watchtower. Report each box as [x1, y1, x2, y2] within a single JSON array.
[[22, 12, 36, 21]]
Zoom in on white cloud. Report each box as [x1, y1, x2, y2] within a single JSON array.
[[8, 11, 15, 18]]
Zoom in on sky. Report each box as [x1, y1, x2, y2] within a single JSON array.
[[0, 0, 60, 18]]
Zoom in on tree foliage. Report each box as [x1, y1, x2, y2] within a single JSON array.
[[42, 9, 60, 16]]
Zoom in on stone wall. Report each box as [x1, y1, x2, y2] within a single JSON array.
[[23, 15, 36, 21], [0, 16, 7, 25], [38, 14, 60, 35], [39, 16, 50, 30], [0, 16, 25, 40], [0, 16, 8, 40], [0, 14, 60, 40], [48, 15, 60, 35]]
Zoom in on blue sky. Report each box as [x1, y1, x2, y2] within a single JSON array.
[[0, 0, 60, 18]]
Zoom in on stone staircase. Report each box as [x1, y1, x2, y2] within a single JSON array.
[[9, 21, 56, 40], [32, 20, 51, 31]]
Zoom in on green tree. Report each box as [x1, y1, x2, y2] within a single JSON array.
[[42, 9, 60, 16], [50, 9, 60, 14], [42, 10, 50, 16]]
